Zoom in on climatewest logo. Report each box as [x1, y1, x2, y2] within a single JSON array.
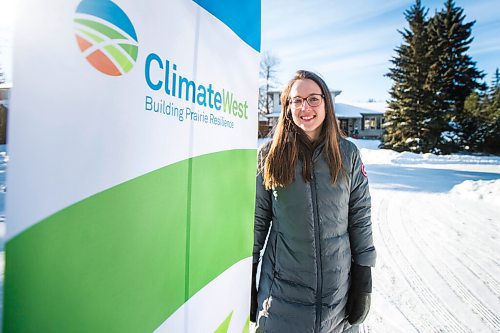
[[74, 0, 138, 76]]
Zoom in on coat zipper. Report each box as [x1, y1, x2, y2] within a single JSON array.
[[311, 169, 322, 333]]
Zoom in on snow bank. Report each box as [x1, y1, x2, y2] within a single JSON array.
[[360, 148, 399, 165], [391, 152, 500, 165], [347, 138, 381, 150], [449, 179, 500, 203], [262, 138, 500, 169], [357, 145, 500, 166]]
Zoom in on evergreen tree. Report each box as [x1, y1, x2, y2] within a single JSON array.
[[461, 91, 487, 152], [488, 68, 500, 97], [460, 69, 499, 154], [483, 69, 500, 153], [383, 0, 431, 152], [426, 0, 484, 153]]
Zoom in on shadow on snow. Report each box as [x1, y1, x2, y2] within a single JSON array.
[[366, 164, 499, 193]]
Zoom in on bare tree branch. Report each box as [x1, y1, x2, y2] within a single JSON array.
[[259, 51, 281, 114]]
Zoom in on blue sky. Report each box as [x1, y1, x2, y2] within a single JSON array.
[[1, 0, 499, 103], [0, 0, 14, 84], [261, 0, 500, 102]]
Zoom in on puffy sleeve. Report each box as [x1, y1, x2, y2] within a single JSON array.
[[348, 146, 376, 267], [253, 145, 273, 264]]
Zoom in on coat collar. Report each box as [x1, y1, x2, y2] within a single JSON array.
[[312, 140, 325, 162]]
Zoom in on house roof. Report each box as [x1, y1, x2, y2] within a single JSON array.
[[335, 103, 385, 118], [265, 111, 281, 119], [347, 102, 387, 113], [262, 102, 386, 120], [268, 89, 342, 96], [0, 82, 13, 89]]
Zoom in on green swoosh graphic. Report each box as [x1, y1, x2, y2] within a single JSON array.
[[104, 44, 134, 72], [76, 28, 104, 43], [75, 18, 127, 41], [3, 149, 256, 332], [75, 17, 138, 70], [118, 43, 138, 60], [215, 311, 233, 333]]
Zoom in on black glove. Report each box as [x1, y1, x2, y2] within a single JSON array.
[[346, 263, 372, 325], [250, 262, 258, 323]]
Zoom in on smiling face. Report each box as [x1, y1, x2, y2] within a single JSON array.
[[289, 79, 326, 141]]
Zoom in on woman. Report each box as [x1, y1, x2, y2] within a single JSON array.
[[251, 70, 376, 333]]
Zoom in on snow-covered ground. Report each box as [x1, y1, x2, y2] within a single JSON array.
[[0, 140, 499, 331], [349, 138, 500, 333]]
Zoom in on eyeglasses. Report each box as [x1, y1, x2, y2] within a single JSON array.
[[290, 94, 324, 109]]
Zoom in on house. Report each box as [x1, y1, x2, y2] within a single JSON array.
[[262, 89, 284, 131], [259, 89, 386, 139], [335, 102, 385, 139], [0, 82, 11, 107], [258, 112, 271, 137], [0, 83, 11, 145]]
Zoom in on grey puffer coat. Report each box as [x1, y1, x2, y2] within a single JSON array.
[[253, 138, 376, 333]]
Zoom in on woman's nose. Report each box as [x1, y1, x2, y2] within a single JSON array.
[[301, 99, 311, 110]]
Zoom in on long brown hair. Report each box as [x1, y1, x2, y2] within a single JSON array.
[[262, 70, 344, 190]]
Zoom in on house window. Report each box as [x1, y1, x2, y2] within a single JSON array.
[[364, 116, 377, 130], [339, 119, 348, 134]]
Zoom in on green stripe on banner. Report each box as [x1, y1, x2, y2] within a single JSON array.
[[188, 150, 255, 298], [77, 28, 104, 43], [104, 44, 133, 72], [119, 43, 138, 60], [185, 156, 193, 302], [74, 18, 127, 40], [3, 149, 256, 332]]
